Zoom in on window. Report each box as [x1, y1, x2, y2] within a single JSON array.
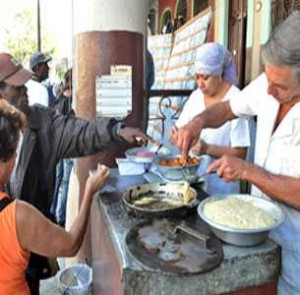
[[193, 0, 209, 16], [148, 8, 157, 35], [161, 9, 172, 34], [175, 0, 187, 23]]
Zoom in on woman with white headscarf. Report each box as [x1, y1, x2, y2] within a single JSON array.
[[173, 43, 251, 194]]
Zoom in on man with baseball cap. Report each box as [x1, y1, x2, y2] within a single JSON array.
[[0, 53, 32, 86], [26, 51, 52, 107], [30, 51, 52, 81], [0, 52, 147, 294]]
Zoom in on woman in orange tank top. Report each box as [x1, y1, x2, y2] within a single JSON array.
[[0, 100, 109, 294]]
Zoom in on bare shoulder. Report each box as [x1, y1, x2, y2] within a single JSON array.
[[16, 200, 45, 225]]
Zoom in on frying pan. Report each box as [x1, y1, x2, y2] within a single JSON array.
[[122, 182, 199, 218]]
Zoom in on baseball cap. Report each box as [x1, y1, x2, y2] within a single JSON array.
[[30, 51, 52, 70], [0, 53, 32, 86]]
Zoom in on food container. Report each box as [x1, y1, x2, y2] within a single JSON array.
[[115, 158, 145, 175], [197, 194, 285, 247], [122, 182, 199, 218], [153, 155, 200, 181], [125, 146, 171, 164], [57, 263, 92, 295]]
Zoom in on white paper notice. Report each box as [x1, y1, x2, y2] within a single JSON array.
[[96, 65, 132, 118]]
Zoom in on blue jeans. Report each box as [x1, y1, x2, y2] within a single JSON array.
[[56, 159, 73, 225], [50, 161, 63, 217]]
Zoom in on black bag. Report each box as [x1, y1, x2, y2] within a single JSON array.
[[26, 253, 59, 281], [0, 196, 13, 211], [26, 253, 60, 294]]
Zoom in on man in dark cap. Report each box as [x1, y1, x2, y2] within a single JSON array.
[[0, 52, 146, 294], [26, 51, 52, 106], [30, 51, 52, 82]]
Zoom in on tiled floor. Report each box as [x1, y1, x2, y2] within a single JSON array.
[[40, 277, 61, 294], [40, 257, 64, 294]]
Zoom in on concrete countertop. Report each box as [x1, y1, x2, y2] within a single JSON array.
[[95, 169, 280, 295]]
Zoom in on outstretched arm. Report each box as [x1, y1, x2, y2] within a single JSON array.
[[16, 165, 110, 257], [191, 139, 247, 159], [173, 101, 237, 158], [207, 155, 300, 210]]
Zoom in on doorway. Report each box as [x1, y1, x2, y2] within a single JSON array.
[[227, 0, 247, 88]]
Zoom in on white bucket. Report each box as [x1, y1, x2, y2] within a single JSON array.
[[57, 263, 92, 295]]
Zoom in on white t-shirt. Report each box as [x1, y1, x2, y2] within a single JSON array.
[[176, 85, 251, 194], [230, 73, 300, 294], [26, 79, 49, 107], [176, 85, 250, 148]]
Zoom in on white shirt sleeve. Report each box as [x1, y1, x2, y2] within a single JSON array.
[[229, 73, 267, 117], [223, 85, 251, 148], [26, 79, 49, 107], [230, 117, 251, 147], [176, 89, 205, 128]]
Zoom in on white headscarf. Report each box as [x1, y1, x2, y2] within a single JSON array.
[[194, 43, 237, 85]]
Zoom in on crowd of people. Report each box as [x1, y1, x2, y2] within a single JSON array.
[[0, 9, 300, 295], [0, 51, 146, 294]]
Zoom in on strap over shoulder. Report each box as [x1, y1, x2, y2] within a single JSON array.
[[0, 197, 13, 212]]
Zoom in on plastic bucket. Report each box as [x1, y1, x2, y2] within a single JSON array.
[[57, 263, 92, 295]]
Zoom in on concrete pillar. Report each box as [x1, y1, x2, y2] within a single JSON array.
[[251, 0, 263, 79], [67, 0, 148, 264]]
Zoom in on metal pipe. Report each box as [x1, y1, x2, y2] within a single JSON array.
[[37, 0, 41, 51]]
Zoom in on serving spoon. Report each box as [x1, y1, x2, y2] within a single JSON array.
[[154, 143, 164, 155], [183, 171, 217, 184]]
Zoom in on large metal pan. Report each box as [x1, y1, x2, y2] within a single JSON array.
[[122, 182, 199, 218]]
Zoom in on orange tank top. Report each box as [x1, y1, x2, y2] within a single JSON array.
[[0, 192, 30, 295]]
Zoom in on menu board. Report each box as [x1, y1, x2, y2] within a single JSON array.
[[164, 8, 212, 90], [147, 7, 212, 150], [148, 34, 173, 90]]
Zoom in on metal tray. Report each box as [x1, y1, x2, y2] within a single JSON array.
[[125, 219, 223, 275]]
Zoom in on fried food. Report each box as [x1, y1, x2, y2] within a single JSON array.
[[159, 156, 199, 167], [133, 197, 158, 206]]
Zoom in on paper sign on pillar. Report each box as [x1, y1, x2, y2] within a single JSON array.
[[96, 65, 132, 118]]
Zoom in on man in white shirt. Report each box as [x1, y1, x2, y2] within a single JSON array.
[[173, 11, 300, 295], [26, 51, 51, 106]]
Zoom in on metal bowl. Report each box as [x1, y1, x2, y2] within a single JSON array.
[[153, 155, 200, 181], [197, 194, 285, 247], [125, 146, 171, 164]]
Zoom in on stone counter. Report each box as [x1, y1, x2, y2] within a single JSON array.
[[91, 169, 280, 295]]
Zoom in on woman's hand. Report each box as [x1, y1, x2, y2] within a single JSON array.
[[85, 165, 110, 196], [191, 139, 208, 155]]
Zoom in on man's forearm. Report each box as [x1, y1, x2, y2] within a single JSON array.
[[197, 101, 237, 129], [244, 164, 300, 210]]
